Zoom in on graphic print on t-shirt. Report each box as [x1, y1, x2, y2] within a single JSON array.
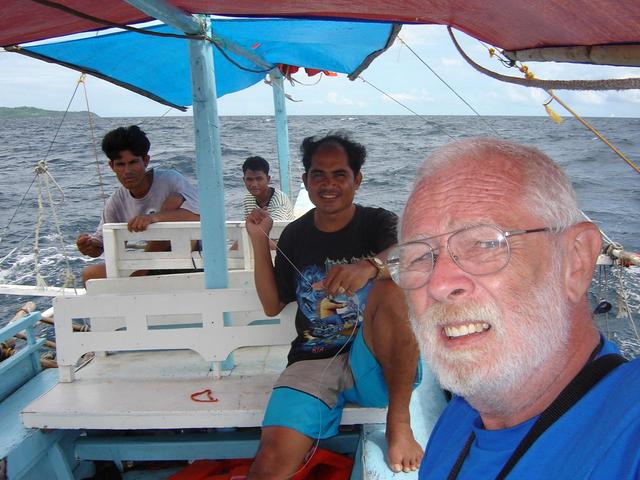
[[295, 258, 372, 356]]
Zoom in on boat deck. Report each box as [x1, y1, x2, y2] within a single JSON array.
[[22, 346, 387, 430]]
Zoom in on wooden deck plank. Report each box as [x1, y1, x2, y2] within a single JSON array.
[[22, 348, 387, 430]]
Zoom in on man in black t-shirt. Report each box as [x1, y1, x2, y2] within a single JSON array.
[[246, 133, 422, 478]]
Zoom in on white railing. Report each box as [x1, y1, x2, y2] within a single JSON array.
[[102, 221, 289, 278]]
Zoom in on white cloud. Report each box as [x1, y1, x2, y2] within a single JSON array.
[[571, 91, 606, 105], [440, 57, 462, 67], [381, 89, 434, 103], [326, 91, 365, 107], [396, 25, 447, 47]]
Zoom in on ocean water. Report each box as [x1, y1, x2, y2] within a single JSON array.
[[0, 115, 639, 355]]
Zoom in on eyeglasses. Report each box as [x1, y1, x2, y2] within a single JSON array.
[[387, 224, 551, 290]]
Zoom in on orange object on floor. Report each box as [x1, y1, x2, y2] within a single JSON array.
[[169, 448, 353, 480]]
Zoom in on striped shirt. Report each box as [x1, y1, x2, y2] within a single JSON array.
[[243, 187, 294, 221]]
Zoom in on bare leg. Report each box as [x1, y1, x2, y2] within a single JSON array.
[[82, 263, 106, 285], [362, 279, 422, 473], [248, 426, 315, 480]]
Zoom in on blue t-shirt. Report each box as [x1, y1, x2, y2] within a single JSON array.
[[420, 337, 640, 479]]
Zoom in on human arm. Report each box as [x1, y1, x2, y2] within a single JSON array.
[[246, 207, 286, 316], [323, 207, 398, 297], [76, 233, 104, 258], [127, 193, 200, 232], [322, 247, 393, 297]]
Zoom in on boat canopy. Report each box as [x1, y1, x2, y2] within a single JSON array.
[[11, 19, 398, 110], [2, 0, 639, 66]]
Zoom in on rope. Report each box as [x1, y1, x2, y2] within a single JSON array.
[[79, 74, 107, 204], [40, 164, 77, 289], [472, 38, 640, 176], [448, 27, 640, 90], [396, 36, 501, 137], [33, 168, 47, 288], [359, 76, 456, 140]]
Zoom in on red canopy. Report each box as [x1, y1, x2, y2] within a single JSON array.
[[2, 0, 639, 51]]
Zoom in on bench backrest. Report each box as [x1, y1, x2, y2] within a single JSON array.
[[102, 221, 289, 277], [53, 286, 297, 382]]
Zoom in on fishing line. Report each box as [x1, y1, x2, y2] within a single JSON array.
[[254, 223, 363, 477], [397, 36, 502, 137], [359, 76, 456, 141]]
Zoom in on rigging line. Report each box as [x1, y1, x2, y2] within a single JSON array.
[[359, 76, 456, 141], [397, 36, 501, 137], [26, 0, 206, 41], [209, 41, 273, 74], [42, 78, 82, 165], [0, 232, 33, 265], [26, 0, 274, 75], [0, 174, 37, 247], [447, 27, 640, 90], [79, 74, 107, 205]]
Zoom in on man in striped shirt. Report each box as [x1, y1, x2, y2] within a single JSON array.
[[242, 156, 294, 221]]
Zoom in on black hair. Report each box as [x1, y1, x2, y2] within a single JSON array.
[[101, 125, 151, 161], [300, 132, 366, 174], [242, 156, 270, 175]]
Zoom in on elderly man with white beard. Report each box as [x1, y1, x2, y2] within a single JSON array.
[[389, 138, 640, 479]]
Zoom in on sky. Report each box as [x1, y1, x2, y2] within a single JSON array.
[[1, 24, 639, 118]]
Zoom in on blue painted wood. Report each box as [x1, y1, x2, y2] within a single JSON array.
[[0, 369, 80, 479], [125, 0, 231, 368], [188, 16, 228, 290], [0, 338, 46, 402], [123, 0, 200, 33], [75, 431, 359, 461], [24, 324, 42, 374], [47, 442, 75, 480], [0, 312, 40, 342], [271, 70, 291, 198]]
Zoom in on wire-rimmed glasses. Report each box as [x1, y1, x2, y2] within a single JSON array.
[[387, 224, 550, 290]]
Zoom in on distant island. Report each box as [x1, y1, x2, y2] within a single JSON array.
[[0, 106, 100, 118]]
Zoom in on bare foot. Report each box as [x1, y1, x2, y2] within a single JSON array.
[[386, 421, 423, 473]]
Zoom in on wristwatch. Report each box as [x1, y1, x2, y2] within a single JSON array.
[[366, 256, 386, 280]]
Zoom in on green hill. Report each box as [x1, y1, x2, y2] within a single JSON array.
[[0, 106, 100, 118]]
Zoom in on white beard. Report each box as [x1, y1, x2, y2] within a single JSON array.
[[410, 256, 569, 410]]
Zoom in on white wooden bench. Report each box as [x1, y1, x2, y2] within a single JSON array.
[[102, 220, 288, 277], [21, 272, 387, 430]]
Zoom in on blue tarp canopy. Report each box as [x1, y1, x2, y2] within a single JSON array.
[[17, 18, 398, 111]]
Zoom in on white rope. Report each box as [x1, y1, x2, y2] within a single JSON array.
[[33, 169, 47, 288]]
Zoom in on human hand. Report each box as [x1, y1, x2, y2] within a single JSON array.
[[76, 233, 103, 257], [322, 260, 377, 298], [127, 214, 156, 232], [245, 207, 273, 241]]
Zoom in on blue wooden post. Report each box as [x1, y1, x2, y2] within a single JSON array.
[[188, 17, 229, 288], [126, 2, 227, 293], [125, 1, 231, 368], [271, 70, 291, 199]]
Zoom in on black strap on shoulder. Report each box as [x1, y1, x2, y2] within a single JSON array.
[[495, 353, 627, 480], [447, 352, 627, 480]]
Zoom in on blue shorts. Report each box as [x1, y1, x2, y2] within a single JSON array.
[[262, 327, 422, 439]]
